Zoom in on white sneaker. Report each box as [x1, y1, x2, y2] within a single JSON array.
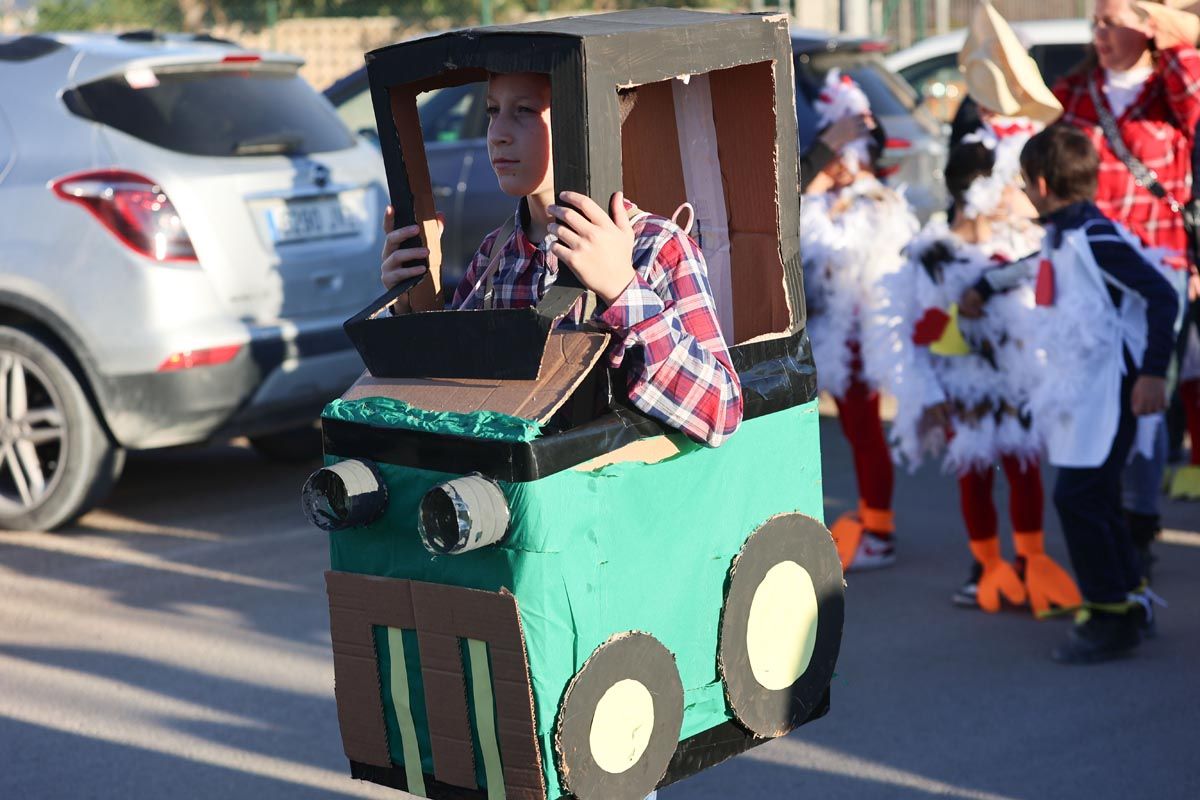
[[846, 532, 896, 572]]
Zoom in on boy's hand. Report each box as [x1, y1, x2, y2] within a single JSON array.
[[820, 113, 873, 152], [548, 191, 636, 305], [1131, 375, 1168, 416], [380, 206, 441, 313], [959, 288, 986, 319]]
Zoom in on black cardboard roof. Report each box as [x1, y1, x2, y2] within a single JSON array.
[[367, 8, 786, 60], [365, 8, 803, 324], [366, 10, 795, 93]]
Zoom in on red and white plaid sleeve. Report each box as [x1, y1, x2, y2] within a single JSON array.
[[594, 219, 743, 447], [1159, 44, 1200, 140]]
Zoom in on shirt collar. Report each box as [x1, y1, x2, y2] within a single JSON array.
[[1041, 200, 1103, 246], [514, 197, 559, 272]]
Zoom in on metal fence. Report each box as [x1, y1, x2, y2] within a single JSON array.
[[3, 1, 1093, 88], [879, 0, 1090, 47], [3, 1, 743, 88]]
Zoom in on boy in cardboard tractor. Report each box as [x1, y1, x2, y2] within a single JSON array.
[[302, 10, 844, 800]]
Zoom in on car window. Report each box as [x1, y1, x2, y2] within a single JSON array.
[[418, 83, 484, 143], [66, 67, 354, 156], [1032, 43, 1089, 87], [335, 82, 485, 144], [899, 53, 965, 126], [335, 86, 377, 139]]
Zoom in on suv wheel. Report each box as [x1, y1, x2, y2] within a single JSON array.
[[0, 327, 124, 531]]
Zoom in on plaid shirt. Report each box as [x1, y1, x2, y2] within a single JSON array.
[[1054, 45, 1200, 264], [450, 199, 743, 446]]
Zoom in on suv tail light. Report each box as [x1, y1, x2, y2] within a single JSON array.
[[157, 345, 242, 372], [51, 170, 197, 262]]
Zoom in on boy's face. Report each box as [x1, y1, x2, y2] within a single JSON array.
[[486, 73, 554, 198]]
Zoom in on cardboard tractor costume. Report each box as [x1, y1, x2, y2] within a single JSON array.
[[301, 10, 844, 800]]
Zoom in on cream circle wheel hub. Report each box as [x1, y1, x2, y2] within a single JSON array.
[[745, 560, 819, 690], [588, 679, 656, 774]]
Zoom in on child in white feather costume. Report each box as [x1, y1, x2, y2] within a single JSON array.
[[801, 70, 919, 572], [874, 140, 1081, 615]]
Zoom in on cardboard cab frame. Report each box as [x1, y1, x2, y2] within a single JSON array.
[[309, 10, 843, 800]]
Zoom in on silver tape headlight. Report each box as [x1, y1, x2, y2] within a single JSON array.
[[301, 459, 388, 532], [418, 473, 510, 555]]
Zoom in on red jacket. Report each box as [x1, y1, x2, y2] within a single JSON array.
[[1054, 45, 1200, 264]]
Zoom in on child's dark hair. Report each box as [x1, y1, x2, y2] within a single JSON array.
[[1019, 123, 1098, 204], [944, 141, 996, 207]]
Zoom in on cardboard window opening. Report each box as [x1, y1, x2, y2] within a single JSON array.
[[618, 61, 789, 346]]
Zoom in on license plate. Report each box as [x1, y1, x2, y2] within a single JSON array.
[[265, 196, 361, 244]]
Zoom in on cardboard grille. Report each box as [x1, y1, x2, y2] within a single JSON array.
[[325, 571, 544, 799]]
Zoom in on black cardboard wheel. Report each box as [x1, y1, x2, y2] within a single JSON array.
[[555, 632, 684, 800], [719, 513, 844, 737]]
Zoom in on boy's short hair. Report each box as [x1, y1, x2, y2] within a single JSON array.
[[945, 141, 995, 206], [1019, 123, 1099, 204]]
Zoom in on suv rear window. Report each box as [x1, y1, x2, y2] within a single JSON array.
[[794, 52, 916, 146], [66, 67, 354, 156]]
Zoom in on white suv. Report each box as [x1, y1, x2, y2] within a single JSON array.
[[0, 31, 389, 530]]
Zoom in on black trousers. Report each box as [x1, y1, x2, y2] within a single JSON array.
[[1054, 370, 1142, 604]]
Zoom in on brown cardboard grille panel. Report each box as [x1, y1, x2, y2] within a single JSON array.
[[324, 571, 545, 799]]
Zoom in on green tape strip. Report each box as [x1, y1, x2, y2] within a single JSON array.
[[386, 627, 427, 797], [466, 639, 506, 800]]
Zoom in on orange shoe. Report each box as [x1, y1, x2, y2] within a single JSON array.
[[833, 504, 895, 572], [1014, 531, 1082, 616], [967, 538, 1026, 613], [831, 511, 864, 571]]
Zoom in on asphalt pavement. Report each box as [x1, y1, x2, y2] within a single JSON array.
[[0, 418, 1197, 800]]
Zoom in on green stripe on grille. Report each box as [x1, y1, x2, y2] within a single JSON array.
[[466, 639, 506, 800], [386, 627, 426, 797]]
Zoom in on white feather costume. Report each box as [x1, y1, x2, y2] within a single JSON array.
[[802, 176, 920, 398], [814, 69, 872, 174], [876, 221, 1041, 475]]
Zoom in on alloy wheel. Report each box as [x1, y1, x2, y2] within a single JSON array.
[[0, 352, 67, 514]]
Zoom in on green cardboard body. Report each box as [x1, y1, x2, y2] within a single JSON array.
[[327, 399, 824, 797]]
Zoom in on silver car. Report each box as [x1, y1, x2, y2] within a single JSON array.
[[0, 31, 388, 530]]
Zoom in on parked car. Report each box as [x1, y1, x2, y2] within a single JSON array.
[[0, 31, 389, 530], [885, 19, 1091, 128], [324, 28, 949, 248]]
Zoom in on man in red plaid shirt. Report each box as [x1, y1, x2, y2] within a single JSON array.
[[1053, 0, 1200, 264], [382, 72, 742, 448]]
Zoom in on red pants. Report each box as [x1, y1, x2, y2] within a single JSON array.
[[833, 377, 893, 515], [1183, 379, 1200, 466], [958, 455, 1043, 541]]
